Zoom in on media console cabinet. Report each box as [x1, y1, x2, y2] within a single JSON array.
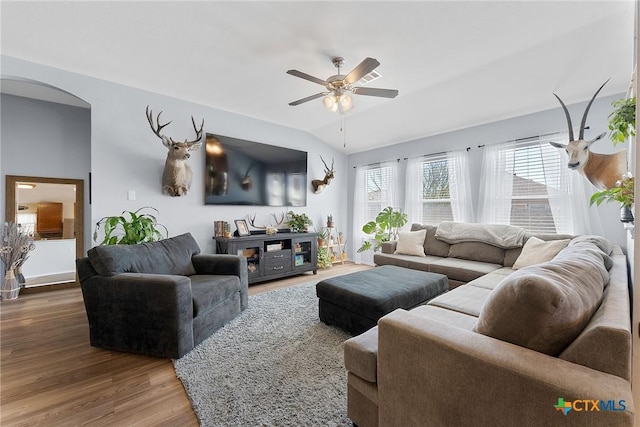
[[215, 232, 318, 284]]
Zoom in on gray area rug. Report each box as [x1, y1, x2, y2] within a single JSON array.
[[173, 282, 354, 426]]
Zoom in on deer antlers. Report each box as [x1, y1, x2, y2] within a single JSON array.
[[247, 213, 286, 234], [321, 156, 334, 174], [145, 105, 204, 147]]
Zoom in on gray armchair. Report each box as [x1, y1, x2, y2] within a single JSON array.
[[76, 233, 248, 358]]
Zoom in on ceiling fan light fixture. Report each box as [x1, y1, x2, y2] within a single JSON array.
[[338, 94, 353, 113], [323, 94, 338, 112]]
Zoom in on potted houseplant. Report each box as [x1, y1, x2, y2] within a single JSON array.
[[608, 96, 636, 145], [590, 173, 635, 222], [93, 207, 168, 245], [317, 246, 333, 269], [317, 230, 328, 246], [357, 206, 408, 253], [287, 211, 312, 233], [327, 214, 334, 228]]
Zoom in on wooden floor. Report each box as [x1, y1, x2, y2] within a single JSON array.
[[0, 263, 370, 426]]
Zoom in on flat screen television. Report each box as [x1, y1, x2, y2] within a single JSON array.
[[204, 133, 307, 206]]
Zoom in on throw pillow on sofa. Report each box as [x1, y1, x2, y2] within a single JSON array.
[[512, 236, 570, 269], [473, 242, 608, 355], [395, 229, 427, 257]]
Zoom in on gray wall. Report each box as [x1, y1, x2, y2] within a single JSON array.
[[1, 55, 347, 254], [347, 93, 630, 253], [0, 94, 92, 248], [2, 54, 629, 257]]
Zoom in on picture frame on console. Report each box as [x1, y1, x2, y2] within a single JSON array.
[[235, 219, 250, 236]]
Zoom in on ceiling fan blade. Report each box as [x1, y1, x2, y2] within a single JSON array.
[[352, 87, 399, 98], [288, 92, 327, 106], [286, 70, 328, 86], [344, 57, 380, 84]]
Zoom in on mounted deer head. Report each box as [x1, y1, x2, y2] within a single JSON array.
[[311, 156, 335, 193], [146, 105, 204, 196], [549, 80, 627, 190]]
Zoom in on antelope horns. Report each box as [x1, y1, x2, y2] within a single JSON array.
[[553, 79, 610, 142], [578, 79, 609, 141], [553, 93, 574, 142]]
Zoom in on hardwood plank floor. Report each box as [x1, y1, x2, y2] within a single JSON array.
[[0, 263, 371, 426]]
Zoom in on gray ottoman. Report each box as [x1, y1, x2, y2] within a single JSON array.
[[316, 265, 448, 334]]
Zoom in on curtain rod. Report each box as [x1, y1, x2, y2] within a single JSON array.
[[476, 127, 582, 149]]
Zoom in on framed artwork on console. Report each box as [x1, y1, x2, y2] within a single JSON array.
[[235, 219, 250, 236]]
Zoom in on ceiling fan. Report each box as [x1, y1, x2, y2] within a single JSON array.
[[287, 57, 398, 113]]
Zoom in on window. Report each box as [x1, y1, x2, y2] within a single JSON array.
[[363, 164, 395, 223], [405, 150, 473, 225], [479, 135, 568, 234], [353, 161, 399, 264]]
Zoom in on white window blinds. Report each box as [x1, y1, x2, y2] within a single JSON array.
[[479, 133, 572, 234], [405, 150, 474, 225]]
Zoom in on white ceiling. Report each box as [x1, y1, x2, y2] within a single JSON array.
[[0, 1, 635, 153]]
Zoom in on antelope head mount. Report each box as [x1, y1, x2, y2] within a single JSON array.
[[146, 105, 204, 196], [549, 80, 627, 190], [311, 156, 335, 194]]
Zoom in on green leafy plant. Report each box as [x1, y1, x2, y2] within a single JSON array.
[[608, 97, 636, 145], [317, 246, 333, 269], [590, 173, 634, 208], [357, 206, 408, 253], [287, 211, 312, 232], [93, 207, 168, 245]]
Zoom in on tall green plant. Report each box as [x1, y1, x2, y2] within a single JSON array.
[[357, 206, 408, 253], [93, 207, 168, 245], [608, 97, 636, 145]]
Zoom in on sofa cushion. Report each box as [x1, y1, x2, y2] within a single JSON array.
[[558, 254, 631, 380], [503, 233, 573, 267], [512, 236, 569, 269], [427, 285, 492, 317], [448, 242, 505, 264], [344, 326, 379, 383], [394, 229, 427, 257], [190, 274, 241, 317], [466, 267, 514, 290], [374, 253, 443, 272], [428, 257, 502, 284], [87, 233, 200, 277], [410, 224, 450, 257], [473, 242, 608, 356], [409, 305, 478, 330]]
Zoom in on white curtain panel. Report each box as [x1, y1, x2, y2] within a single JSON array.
[[352, 166, 370, 265], [543, 138, 604, 235], [404, 156, 424, 224], [447, 149, 475, 223], [352, 161, 399, 265], [478, 141, 515, 224]]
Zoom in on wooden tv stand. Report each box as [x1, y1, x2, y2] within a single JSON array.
[[215, 232, 318, 284]]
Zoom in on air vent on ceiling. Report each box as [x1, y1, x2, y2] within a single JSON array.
[[358, 70, 381, 85]]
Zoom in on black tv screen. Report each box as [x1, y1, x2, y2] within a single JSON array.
[[204, 133, 307, 206]]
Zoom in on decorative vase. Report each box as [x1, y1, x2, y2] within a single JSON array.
[[15, 265, 25, 286], [1, 268, 20, 301], [620, 206, 634, 223]]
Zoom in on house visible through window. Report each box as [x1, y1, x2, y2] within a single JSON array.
[[419, 153, 453, 224], [405, 150, 473, 225], [479, 134, 567, 234]]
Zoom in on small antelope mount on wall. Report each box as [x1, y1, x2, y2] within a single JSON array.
[[549, 80, 627, 190], [146, 105, 204, 196], [312, 156, 335, 194]]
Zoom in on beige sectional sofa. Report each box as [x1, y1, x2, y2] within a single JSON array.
[[345, 222, 634, 427]]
